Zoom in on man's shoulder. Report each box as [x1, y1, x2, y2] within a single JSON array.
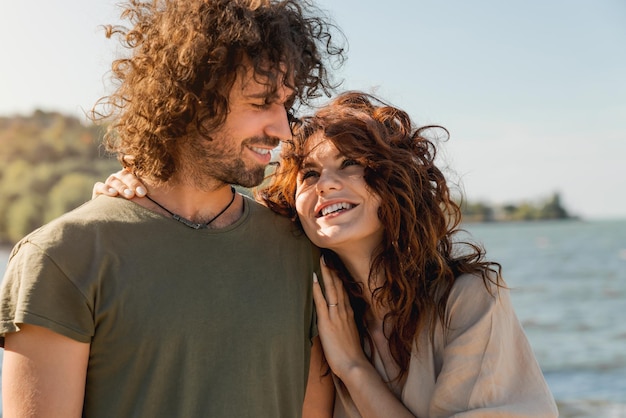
[[39, 196, 134, 228], [243, 195, 309, 240], [15, 197, 140, 252], [245, 195, 290, 222]]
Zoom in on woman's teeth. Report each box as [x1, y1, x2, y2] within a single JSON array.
[[320, 202, 355, 217]]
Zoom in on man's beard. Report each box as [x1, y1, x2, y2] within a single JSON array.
[[180, 134, 278, 189], [210, 156, 267, 188]]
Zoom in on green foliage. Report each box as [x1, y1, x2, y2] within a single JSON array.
[[539, 193, 569, 220], [459, 201, 494, 223], [45, 173, 101, 223], [6, 195, 45, 244], [0, 111, 120, 245], [460, 192, 574, 223]]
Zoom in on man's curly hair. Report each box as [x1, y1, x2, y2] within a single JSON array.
[[90, 0, 345, 182]]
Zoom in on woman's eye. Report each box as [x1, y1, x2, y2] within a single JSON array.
[[341, 159, 360, 168], [300, 170, 319, 181]]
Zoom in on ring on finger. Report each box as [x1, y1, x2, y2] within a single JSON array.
[[327, 303, 338, 307]]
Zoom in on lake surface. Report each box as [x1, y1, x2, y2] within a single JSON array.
[[1, 219, 625, 416], [462, 219, 626, 417]]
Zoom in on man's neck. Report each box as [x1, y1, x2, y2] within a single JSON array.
[[140, 180, 243, 228]]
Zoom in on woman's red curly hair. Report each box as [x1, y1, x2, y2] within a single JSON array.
[[259, 91, 501, 379]]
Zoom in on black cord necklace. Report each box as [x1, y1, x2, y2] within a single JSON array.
[[144, 186, 237, 229]]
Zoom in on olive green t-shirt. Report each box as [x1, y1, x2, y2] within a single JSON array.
[[0, 195, 317, 417]]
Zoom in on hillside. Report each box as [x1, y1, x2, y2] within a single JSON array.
[[0, 111, 120, 245], [460, 192, 576, 223]]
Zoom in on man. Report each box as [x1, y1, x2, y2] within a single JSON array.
[[0, 1, 343, 416]]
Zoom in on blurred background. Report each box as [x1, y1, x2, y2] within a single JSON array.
[[1, 1, 625, 416]]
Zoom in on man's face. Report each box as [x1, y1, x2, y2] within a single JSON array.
[[182, 64, 294, 189]]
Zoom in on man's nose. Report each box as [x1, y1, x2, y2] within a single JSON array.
[[264, 104, 292, 142]]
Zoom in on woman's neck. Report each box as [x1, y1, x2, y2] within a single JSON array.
[[334, 248, 384, 311]]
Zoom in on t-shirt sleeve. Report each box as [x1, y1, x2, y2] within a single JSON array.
[[0, 240, 94, 345], [428, 275, 558, 417]]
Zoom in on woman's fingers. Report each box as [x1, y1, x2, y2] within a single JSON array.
[[319, 258, 346, 308], [93, 166, 148, 200], [313, 262, 368, 380], [99, 169, 147, 199], [312, 273, 329, 317], [312, 267, 344, 319], [116, 169, 147, 197], [104, 174, 133, 198], [91, 182, 118, 199]]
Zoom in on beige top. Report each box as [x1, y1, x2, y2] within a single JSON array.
[[332, 274, 558, 417]]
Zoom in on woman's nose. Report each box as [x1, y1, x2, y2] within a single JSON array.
[[316, 170, 342, 195]]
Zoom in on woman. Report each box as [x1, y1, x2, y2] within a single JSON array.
[[95, 91, 558, 417]]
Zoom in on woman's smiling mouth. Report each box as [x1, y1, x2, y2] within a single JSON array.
[[317, 202, 356, 218]]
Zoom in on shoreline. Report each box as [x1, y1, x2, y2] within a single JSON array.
[[557, 399, 626, 417]]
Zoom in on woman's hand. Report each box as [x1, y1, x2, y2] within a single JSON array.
[[313, 259, 417, 417], [312, 258, 370, 380], [92, 169, 147, 199]]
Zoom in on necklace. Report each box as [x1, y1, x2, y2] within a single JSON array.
[[144, 186, 237, 229]]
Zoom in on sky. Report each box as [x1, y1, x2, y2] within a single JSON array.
[[1, 0, 625, 219]]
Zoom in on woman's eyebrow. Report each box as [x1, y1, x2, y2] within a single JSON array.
[[299, 151, 344, 170], [299, 160, 319, 170]]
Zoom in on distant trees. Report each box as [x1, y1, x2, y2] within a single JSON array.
[[459, 201, 494, 223], [460, 192, 574, 223], [0, 111, 120, 245]]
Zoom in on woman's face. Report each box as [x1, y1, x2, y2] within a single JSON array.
[[294, 134, 384, 256]]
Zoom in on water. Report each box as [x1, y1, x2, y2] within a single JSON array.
[[1, 220, 625, 416], [461, 219, 626, 416]]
